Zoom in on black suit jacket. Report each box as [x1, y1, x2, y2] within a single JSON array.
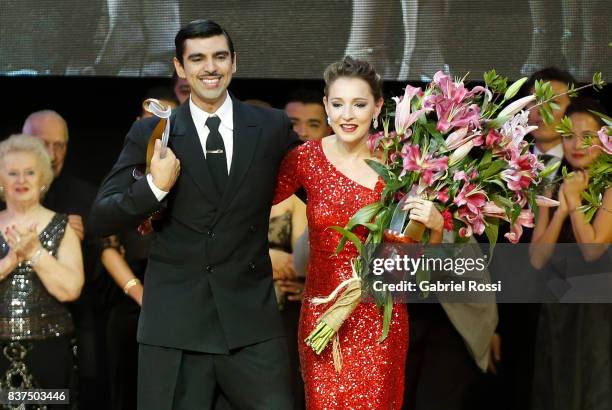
[[89, 96, 299, 352]]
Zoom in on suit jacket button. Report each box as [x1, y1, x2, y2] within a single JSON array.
[[249, 225, 256, 233], [248, 262, 255, 270], [205, 265, 213, 272], [207, 230, 214, 238]]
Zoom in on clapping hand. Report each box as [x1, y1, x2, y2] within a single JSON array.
[[5, 224, 41, 261], [561, 170, 589, 211]]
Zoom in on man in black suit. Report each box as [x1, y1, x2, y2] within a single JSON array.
[[89, 20, 298, 410]]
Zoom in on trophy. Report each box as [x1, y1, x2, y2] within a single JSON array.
[[134, 98, 172, 235]]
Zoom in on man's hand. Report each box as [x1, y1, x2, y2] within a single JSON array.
[[68, 214, 85, 241], [270, 249, 296, 280], [277, 279, 305, 301], [487, 333, 502, 374], [150, 139, 180, 192]]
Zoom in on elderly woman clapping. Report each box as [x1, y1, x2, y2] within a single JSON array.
[[0, 134, 83, 392]]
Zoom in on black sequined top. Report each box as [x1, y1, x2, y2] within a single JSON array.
[[0, 213, 74, 340]]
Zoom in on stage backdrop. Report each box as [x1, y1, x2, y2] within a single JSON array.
[[1, 0, 610, 81]]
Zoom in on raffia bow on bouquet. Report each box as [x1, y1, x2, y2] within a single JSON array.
[[305, 70, 606, 365]]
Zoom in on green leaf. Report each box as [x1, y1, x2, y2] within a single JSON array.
[[555, 116, 573, 137], [378, 292, 393, 342], [584, 206, 598, 222], [540, 160, 561, 178], [589, 110, 612, 126], [593, 72, 605, 90], [480, 159, 508, 179], [484, 219, 499, 261], [478, 150, 493, 169], [492, 194, 514, 208], [365, 159, 391, 182], [504, 77, 528, 100], [487, 178, 508, 190], [540, 105, 554, 126], [329, 226, 364, 255], [345, 202, 382, 230], [487, 115, 509, 129]]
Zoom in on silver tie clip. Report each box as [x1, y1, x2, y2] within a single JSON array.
[[206, 149, 224, 154]]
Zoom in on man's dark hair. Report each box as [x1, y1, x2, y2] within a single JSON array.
[[565, 97, 608, 128], [175, 19, 235, 64], [285, 88, 325, 108], [520, 67, 577, 97]]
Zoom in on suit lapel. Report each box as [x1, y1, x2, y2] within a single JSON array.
[[212, 98, 261, 225], [171, 103, 219, 204]]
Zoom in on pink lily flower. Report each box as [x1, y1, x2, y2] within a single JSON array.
[[457, 205, 486, 237], [437, 187, 449, 203], [498, 111, 537, 153], [485, 129, 503, 147], [535, 195, 560, 207], [595, 126, 612, 155], [501, 150, 541, 191], [393, 85, 427, 136], [432, 71, 488, 105], [482, 201, 507, 219], [367, 131, 397, 153], [504, 210, 535, 244], [453, 183, 487, 215], [400, 144, 449, 180], [435, 101, 481, 133]]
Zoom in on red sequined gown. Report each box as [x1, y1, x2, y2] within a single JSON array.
[[274, 140, 408, 409]]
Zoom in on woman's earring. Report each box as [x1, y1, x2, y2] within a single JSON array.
[[372, 116, 379, 129], [327, 116, 331, 125], [40, 185, 46, 193]]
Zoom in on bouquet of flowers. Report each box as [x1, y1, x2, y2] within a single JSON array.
[[305, 70, 605, 366]]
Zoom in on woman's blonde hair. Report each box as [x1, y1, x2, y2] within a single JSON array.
[[0, 134, 54, 199]]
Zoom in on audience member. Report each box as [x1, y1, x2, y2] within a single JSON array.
[[284, 88, 331, 141], [530, 98, 612, 410], [0, 134, 84, 397]]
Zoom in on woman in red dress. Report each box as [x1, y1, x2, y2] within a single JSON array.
[[275, 57, 445, 409]]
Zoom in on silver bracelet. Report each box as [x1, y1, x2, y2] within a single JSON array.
[[28, 247, 47, 267]]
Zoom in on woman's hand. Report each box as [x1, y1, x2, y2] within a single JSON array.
[[555, 186, 570, 218], [127, 282, 144, 306], [6, 224, 42, 261], [562, 171, 589, 210], [270, 249, 297, 280], [402, 198, 444, 233]]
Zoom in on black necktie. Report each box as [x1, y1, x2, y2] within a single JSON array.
[[205, 116, 228, 193], [538, 154, 555, 164]]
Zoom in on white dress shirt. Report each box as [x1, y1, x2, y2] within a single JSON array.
[[532, 143, 564, 159], [147, 92, 234, 201], [533, 142, 564, 183]]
